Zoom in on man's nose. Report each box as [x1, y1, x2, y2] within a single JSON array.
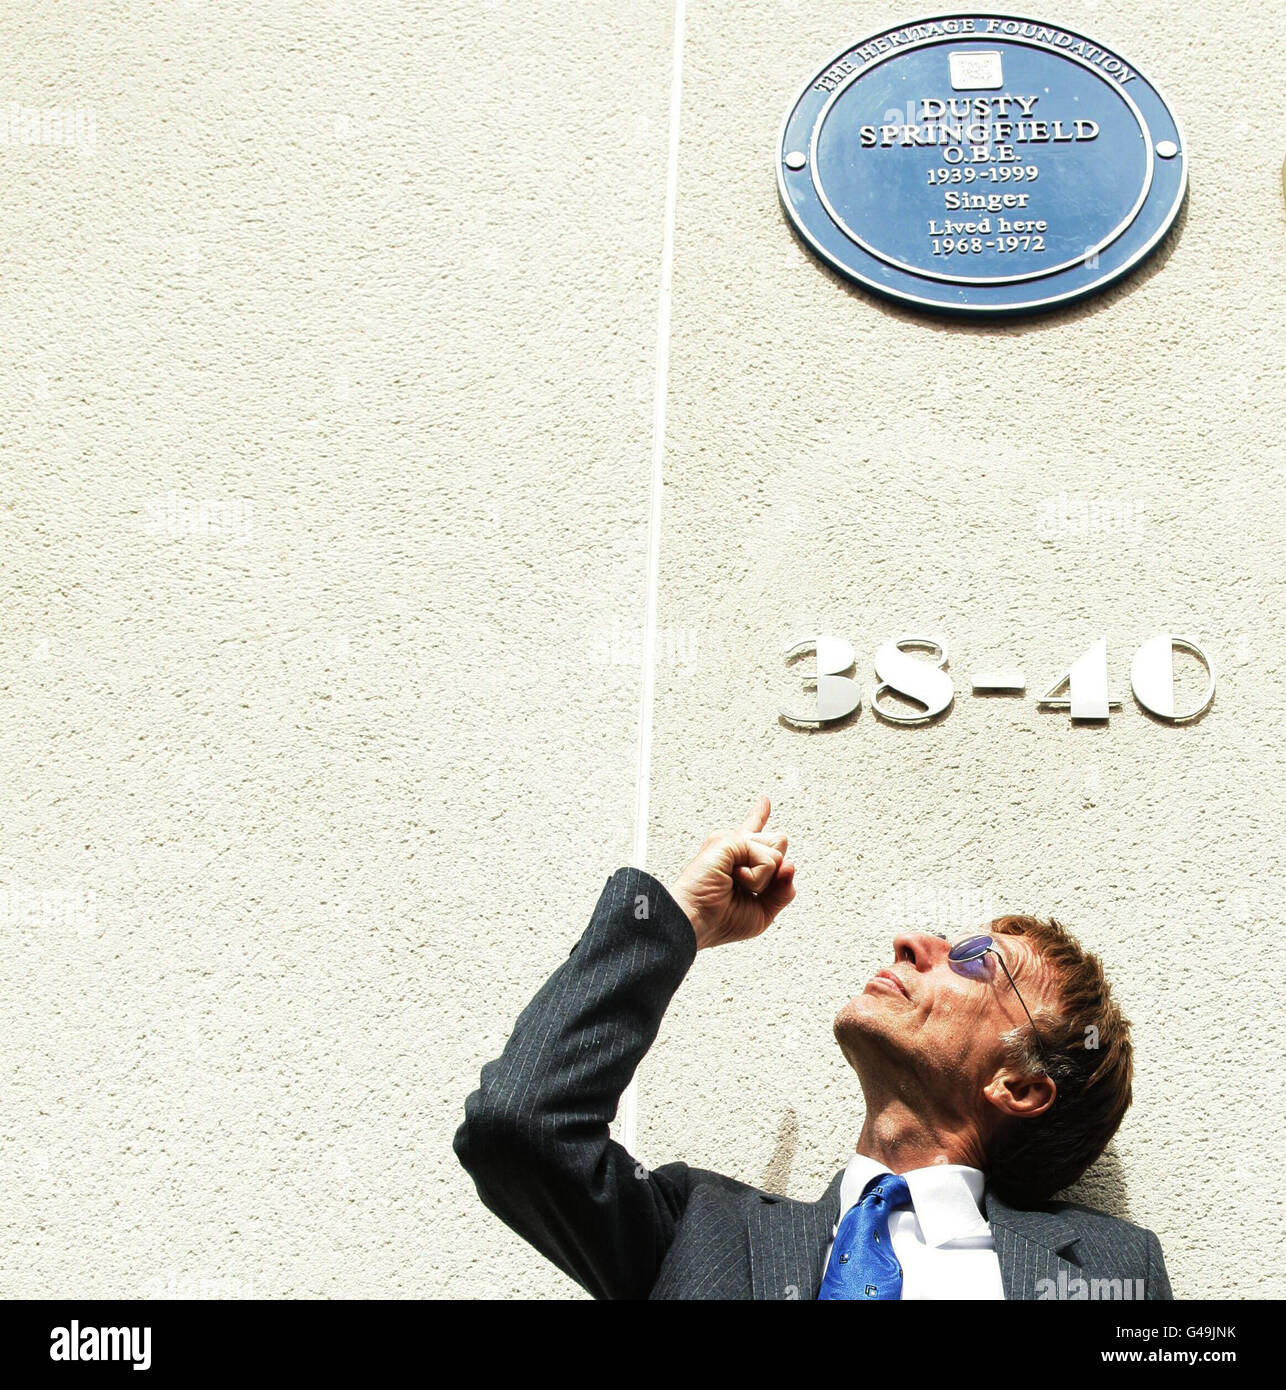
[[891, 931, 952, 969]]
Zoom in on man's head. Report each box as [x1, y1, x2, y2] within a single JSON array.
[[833, 915, 1133, 1203]]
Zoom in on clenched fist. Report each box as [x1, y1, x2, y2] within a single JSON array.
[[668, 796, 797, 950]]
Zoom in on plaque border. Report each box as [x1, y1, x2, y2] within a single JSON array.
[[776, 11, 1189, 315]]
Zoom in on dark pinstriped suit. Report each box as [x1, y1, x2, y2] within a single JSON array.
[[455, 868, 1172, 1300]]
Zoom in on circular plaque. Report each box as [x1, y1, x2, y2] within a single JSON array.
[[777, 13, 1187, 315]]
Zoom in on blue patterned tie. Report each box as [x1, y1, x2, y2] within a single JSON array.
[[817, 1173, 912, 1300]]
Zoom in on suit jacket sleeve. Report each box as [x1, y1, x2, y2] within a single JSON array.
[[454, 866, 698, 1299], [1145, 1228, 1173, 1300]]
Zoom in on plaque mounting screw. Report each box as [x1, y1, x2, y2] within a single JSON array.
[[784, 150, 807, 170], [1155, 140, 1178, 158]]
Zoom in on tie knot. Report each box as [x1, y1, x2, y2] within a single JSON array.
[[817, 1171, 913, 1300], [861, 1173, 911, 1211]]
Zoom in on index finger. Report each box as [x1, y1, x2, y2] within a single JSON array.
[[738, 794, 771, 835]]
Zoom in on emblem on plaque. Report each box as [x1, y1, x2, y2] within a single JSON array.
[[777, 14, 1187, 314]]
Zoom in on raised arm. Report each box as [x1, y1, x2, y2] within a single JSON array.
[[453, 797, 795, 1299]]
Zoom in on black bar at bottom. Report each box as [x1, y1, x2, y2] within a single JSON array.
[[0, 1296, 1263, 1377]]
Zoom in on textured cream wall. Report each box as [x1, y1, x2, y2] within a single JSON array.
[[1, 2, 1282, 1301]]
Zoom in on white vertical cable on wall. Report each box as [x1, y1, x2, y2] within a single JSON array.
[[623, 0, 686, 1158]]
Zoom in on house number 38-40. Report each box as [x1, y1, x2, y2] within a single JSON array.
[[779, 634, 1215, 728]]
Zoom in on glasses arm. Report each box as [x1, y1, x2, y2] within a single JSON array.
[[986, 948, 1049, 1059]]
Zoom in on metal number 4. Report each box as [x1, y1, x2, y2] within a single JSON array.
[[1037, 638, 1121, 722]]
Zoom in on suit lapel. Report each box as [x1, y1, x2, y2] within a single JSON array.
[[985, 1189, 1082, 1300], [748, 1170, 844, 1300]]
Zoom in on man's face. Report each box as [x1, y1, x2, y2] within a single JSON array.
[[833, 929, 1057, 1103]]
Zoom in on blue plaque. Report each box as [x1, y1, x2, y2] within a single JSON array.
[[777, 13, 1187, 315]]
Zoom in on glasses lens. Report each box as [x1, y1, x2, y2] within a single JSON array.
[[948, 934, 993, 963]]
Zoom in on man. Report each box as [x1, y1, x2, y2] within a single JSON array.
[[455, 796, 1171, 1300]]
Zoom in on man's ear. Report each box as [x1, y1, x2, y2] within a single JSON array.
[[983, 1068, 1057, 1120]]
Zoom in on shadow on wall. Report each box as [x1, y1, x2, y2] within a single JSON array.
[[1062, 1143, 1132, 1221], [759, 1107, 800, 1193]]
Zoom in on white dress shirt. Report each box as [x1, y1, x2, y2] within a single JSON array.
[[821, 1153, 1005, 1300]]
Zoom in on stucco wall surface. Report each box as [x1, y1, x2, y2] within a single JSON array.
[[2, 1, 1283, 1300]]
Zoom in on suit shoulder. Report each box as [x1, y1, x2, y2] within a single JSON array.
[[1041, 1199, 1161, 1246], [681, 1165, 776, 1204], [685, 1165, 771, 1197]]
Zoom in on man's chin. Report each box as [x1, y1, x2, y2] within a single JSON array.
[[833, 993, 895, 1055]]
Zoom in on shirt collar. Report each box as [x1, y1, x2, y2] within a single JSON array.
[[838, 1152, 992, 1249]]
